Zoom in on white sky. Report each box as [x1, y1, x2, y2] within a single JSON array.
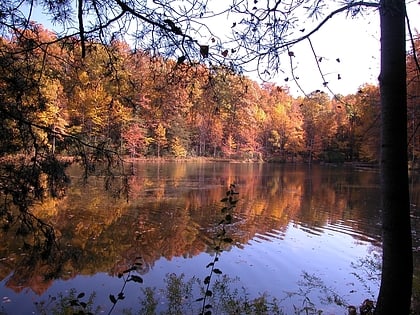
[[29, 0, 420, 97], [267, 1, 420, 97]]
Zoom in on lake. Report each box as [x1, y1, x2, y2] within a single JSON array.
[[1, 161, 419, 314]]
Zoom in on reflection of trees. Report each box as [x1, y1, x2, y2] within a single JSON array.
[[0, 163, 388, 295]]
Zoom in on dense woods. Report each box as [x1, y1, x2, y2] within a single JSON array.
[[2, 26, 418, 165]]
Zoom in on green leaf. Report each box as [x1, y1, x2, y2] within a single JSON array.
[[109, 294, 117, 304]]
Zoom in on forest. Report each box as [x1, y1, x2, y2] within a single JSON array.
[[1, 25, 419, 165]]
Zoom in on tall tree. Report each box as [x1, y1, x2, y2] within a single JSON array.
[[375, 0, 412, 313]]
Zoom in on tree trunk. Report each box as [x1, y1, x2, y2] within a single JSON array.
[[375, 0, 413, 314]]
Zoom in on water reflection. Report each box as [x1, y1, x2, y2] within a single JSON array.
[[1, 162, 416, 313]]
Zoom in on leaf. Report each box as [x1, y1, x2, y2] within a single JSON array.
[[204, 276, 211, 284], [206, 290, 213, 296], [196, 297, 204, 302], [221, 207, 228, 213], [223, 237, 233, 243], [225, 214, 232, 223], [288, 51, 295, 57], [222, 50, 228, 57], [231, 22, 236, 28], [80, 302, 87, 308], [118, 292, 125, 300], [77, 292, 85, 299], [109, 294, 117, 304], [213, 269, 223, 274], [205, 311, 212, 315], [200, 45, 209, 58], [129, 275, 144, 283], [220, 197, 228, 202], [205, 304, 213, 309], [206, 262, 214, 268], [177, 56, 186, 64]]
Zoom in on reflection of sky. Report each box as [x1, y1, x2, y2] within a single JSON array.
[[218, 222, 380, 313], [0, 221, 380, 314]]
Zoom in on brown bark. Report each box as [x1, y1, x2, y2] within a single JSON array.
[[375, 0, 413, 314]]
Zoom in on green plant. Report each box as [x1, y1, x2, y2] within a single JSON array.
[[197, 183, 239, 315]]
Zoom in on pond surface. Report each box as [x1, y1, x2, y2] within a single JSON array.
[[1, 162, 419, 314]]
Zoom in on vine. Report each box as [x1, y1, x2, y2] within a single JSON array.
[[197, 183, 239, 315]]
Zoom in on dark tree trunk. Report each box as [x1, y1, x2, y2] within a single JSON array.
[[375, 0, 413, 314]]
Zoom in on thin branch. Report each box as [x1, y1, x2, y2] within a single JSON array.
[[405, 10, 420, 74], [287, 46, 308, 97], [283, 1, 380, 48], [78, 0, 86, 58]]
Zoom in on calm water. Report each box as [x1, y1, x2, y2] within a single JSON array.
[[1, 162, 419, 314]]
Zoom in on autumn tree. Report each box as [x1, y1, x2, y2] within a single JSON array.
[[153, 123, 168, 158], [407, 36, 420, 166], [260, 83, 303, 161], [122, 122, 148, 158], [341, 85, 381, 162], [300, 91, 333, 162]]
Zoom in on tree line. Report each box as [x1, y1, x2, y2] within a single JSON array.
[[1, 25, 418, 164]]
